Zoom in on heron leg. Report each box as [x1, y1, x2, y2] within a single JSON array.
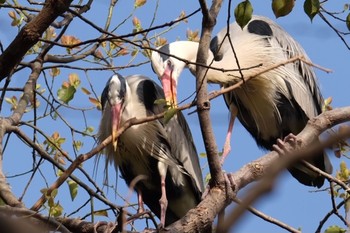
[[221, 106, 238, 164], [157, 162, 168, 227], [136, 190, 145, 214], [159, 173, 168, 227]]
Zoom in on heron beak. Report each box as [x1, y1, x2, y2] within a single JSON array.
[[161, 66, 177, 107], [111, 103, 123, 151]]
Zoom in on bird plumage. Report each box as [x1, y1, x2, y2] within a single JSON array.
[[98, 74, 204, 226], [151, 15, 332, 188]]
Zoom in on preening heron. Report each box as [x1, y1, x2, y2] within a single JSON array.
[[98, 74, 204, 226], [151, 15, 332, 188]]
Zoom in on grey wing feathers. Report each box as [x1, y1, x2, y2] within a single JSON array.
[[169, 111, 204, 192], [254, 15, 323, 116], [126, 75, 204, 192]]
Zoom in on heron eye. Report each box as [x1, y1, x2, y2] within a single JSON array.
[[166, 59, 174, 69], [118, 90, 125, 101]]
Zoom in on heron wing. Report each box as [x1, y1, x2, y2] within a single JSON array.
[[256, 15, 323, 117], [129, 75, 204, 193]]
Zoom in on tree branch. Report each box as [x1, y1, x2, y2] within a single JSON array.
[[220, 107, 350, 232], [196, 0, 224, 186], [167, 106, 350, 232], [0, 0, 73, 80]]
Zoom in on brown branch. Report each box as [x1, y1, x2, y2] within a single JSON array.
[[64, 7, 201, 46], [318, 11, 350, 50], [0, 205, 71, 233], [165, 106, 350, 232], [234, 198, 301, 233], [0, 159, 24, 207], [9, 126, 122, 212], [0, 59, 44, 208], [220, 107, 350, 232], [11, 60, 42, 125], [57, 217, 123, 233], [196, 0, 224, 186], [0, 0, 73, 80], [316, 190, 350, 232]]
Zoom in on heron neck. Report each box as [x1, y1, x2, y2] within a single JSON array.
[[178, 41, 226, 84]]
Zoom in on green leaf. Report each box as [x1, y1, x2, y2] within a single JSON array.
[[205, 173, 211, 184], [164, 108, 179, 124], [93, 210, 109, 217], [57, 84, 76, 104], [57, 169, 63, 177], [4, 96, 17, 111], [67, 179, 78, 201], [272, 0, 295, 18], [48, 196, 54, 208], [51, 188, 58, 198], [154, 98, 167, 106], [73, 140, 83, 151], [0, 0, 6, 4], [49, 201, 63, 217], [199, 152, 207, 158], [346, 13, 350, 31], [234, 0, 253, 29], [304, 0, 320, 21], [83, 126, 94, 135], [324, 225, 346, 233]]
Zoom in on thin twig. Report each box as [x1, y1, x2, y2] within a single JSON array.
[[233, 198, 301, 233]]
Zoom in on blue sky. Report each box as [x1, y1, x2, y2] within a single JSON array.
[[2, 0, 350, 232]]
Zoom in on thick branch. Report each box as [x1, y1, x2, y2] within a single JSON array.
[[0, 59, 44, 207], [0, 0, 73, 80], [196, 0, 224, 186], [0, 206, 70, 233], [220, 107, 350, 232], [166, 106, 350, 232]]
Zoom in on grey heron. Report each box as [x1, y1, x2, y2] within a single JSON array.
[[150, 15, 332, 188], [98, 74, 204, 226]]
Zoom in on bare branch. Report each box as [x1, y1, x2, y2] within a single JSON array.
[[0, 0, 73, 80], [196, 0, 224, 186], [220, 107, 350, 232], [234, 198, 301, 233]]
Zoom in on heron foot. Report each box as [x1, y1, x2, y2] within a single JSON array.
[[137, 205, 145, 215], [156, 223, 166, 231], [142, 228, 158, 233], [93, 221, 115, 233], [272, 133, 298, 154], [201, 172, 235, 200]]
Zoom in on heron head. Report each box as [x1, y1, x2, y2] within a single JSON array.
[[210, 36, 225, 61], [151, 43, 189, 107], [102, 73, 127, 150]]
